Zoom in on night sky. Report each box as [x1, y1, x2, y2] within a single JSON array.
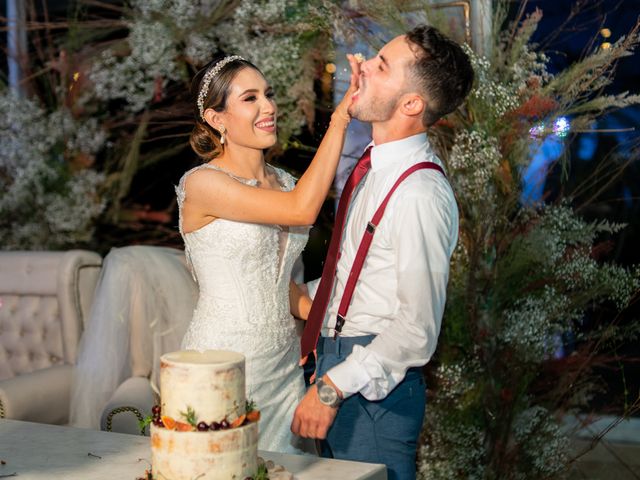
[[523, 0, 639, 156]]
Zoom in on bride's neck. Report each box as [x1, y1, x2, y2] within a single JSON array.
[[214, 145, 267, 181]]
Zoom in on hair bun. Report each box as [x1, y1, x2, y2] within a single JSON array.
[[190, 122, 223, 161]]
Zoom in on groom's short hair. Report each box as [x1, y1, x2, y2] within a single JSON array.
[[406, 25, 474, 127]]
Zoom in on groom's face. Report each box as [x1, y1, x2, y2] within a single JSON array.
[[348, 35, 415, 123]]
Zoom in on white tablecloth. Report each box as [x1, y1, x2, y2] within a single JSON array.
[[0, 419, 386, 480]]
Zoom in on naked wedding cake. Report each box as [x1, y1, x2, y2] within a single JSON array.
[[150, 350, 259, 480]]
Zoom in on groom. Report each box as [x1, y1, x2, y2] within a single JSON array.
[[291, 25, 474, 479]]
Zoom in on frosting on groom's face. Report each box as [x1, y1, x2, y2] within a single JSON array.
[[348, 35, 414, 124], [216, 67, 278, 151]]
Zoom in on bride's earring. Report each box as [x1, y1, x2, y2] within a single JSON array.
[[219, 125, 226, 145]]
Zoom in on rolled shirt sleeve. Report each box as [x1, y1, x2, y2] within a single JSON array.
[[326, 189, 456, 400], [305, 278, 320, 301]]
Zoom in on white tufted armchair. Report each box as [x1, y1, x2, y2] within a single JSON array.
[[0, 250, 102, 424]]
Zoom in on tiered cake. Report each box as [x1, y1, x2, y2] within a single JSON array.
[[150, 350, 259, 480]]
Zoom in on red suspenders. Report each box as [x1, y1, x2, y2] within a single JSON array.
[[333, 162, 446, 337]]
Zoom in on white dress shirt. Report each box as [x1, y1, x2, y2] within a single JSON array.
[[307, 132, 459, 400]]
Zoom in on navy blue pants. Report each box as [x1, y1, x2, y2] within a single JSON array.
[[316, 335, 426, 480]]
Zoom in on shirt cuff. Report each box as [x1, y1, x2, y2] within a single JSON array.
[[306, 278, 320, 301], [325, 356, 371, 399]]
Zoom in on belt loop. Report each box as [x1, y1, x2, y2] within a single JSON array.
[[336, 336, 341, 357]]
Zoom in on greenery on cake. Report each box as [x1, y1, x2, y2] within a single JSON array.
[[180, 406, 198, 428], [141, 401, 261, 433], [246, 400, 257, 414], [250, 464, 270, 480]]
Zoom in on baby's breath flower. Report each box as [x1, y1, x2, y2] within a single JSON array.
[[463, 45, 520, 117], [448, 129, 502, 202], [512, 407, 569, 478], [0, 91, 106, 249]]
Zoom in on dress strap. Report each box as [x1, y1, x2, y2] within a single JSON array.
[[268, 164, 296, 192], [198, 163, 259, 186]]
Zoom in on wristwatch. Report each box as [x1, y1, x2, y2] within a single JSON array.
[[315, 378, 342, 408]]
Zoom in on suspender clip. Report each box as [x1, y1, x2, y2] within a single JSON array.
[[366, 221, 377, 233], [334, 314, 346, 339]]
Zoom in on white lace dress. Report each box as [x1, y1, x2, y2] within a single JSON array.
[[176, 163, 310, 454]]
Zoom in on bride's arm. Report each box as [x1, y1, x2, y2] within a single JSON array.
[[289, 281, 311, 320], [183, 55, 361, 227]]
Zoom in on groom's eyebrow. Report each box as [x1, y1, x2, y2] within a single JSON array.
[[379, 54, 389, 67]]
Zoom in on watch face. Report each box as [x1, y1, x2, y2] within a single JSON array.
[[318, 384, 338, 405]]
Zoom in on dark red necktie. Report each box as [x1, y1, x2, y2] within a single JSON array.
[[300, 146, 373, 358]]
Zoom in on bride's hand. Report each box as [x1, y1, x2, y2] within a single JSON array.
[[332, 53, 362, 123]]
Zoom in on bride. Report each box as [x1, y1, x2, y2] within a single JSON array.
[[176, 54, 358, 453]]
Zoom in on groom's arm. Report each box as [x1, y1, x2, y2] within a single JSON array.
[[289, 281, 312, 320], [325, 189, 457, 400], [291, 280, 341, 439]]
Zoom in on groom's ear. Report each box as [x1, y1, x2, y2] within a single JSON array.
[[399, 94, 425, 120]]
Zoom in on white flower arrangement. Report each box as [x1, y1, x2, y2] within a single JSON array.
[[447, 129, 502, 203], [89, 20, 181, 112], [0, 91, 106, 249], [512, 406, 569, 478]]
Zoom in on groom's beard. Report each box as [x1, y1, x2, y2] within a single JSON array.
[[349, 91, 401, 123]]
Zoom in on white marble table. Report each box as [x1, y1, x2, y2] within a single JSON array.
[[0, 419, 386, 480]]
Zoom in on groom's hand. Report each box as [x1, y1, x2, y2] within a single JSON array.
[[291, 376, 341, 439]]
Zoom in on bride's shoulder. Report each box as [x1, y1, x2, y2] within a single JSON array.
[[179, 163, 213, 181], [177, 164, 237, 198], [181, 163, 240, 184]]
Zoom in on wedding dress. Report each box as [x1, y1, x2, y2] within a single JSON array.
[[176, 163, 310, 454]]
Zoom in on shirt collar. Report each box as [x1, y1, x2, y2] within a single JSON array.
[[368, 132, 434, 172]]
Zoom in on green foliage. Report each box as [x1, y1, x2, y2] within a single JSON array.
[[138, 415, 153, 431], [254, 464, 269, 480], [179, 406, 198, 428]]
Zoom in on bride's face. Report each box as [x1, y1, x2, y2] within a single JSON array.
[[217, 67, 278, 150]]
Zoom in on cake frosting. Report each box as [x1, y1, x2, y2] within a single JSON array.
[[160, 350, 247, 424], [151, 350, 258, 480]]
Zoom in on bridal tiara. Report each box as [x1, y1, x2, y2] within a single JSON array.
[[197, 55, 246, 120]]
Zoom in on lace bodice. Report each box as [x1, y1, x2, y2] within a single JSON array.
[[175, 163, 309, 354]]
